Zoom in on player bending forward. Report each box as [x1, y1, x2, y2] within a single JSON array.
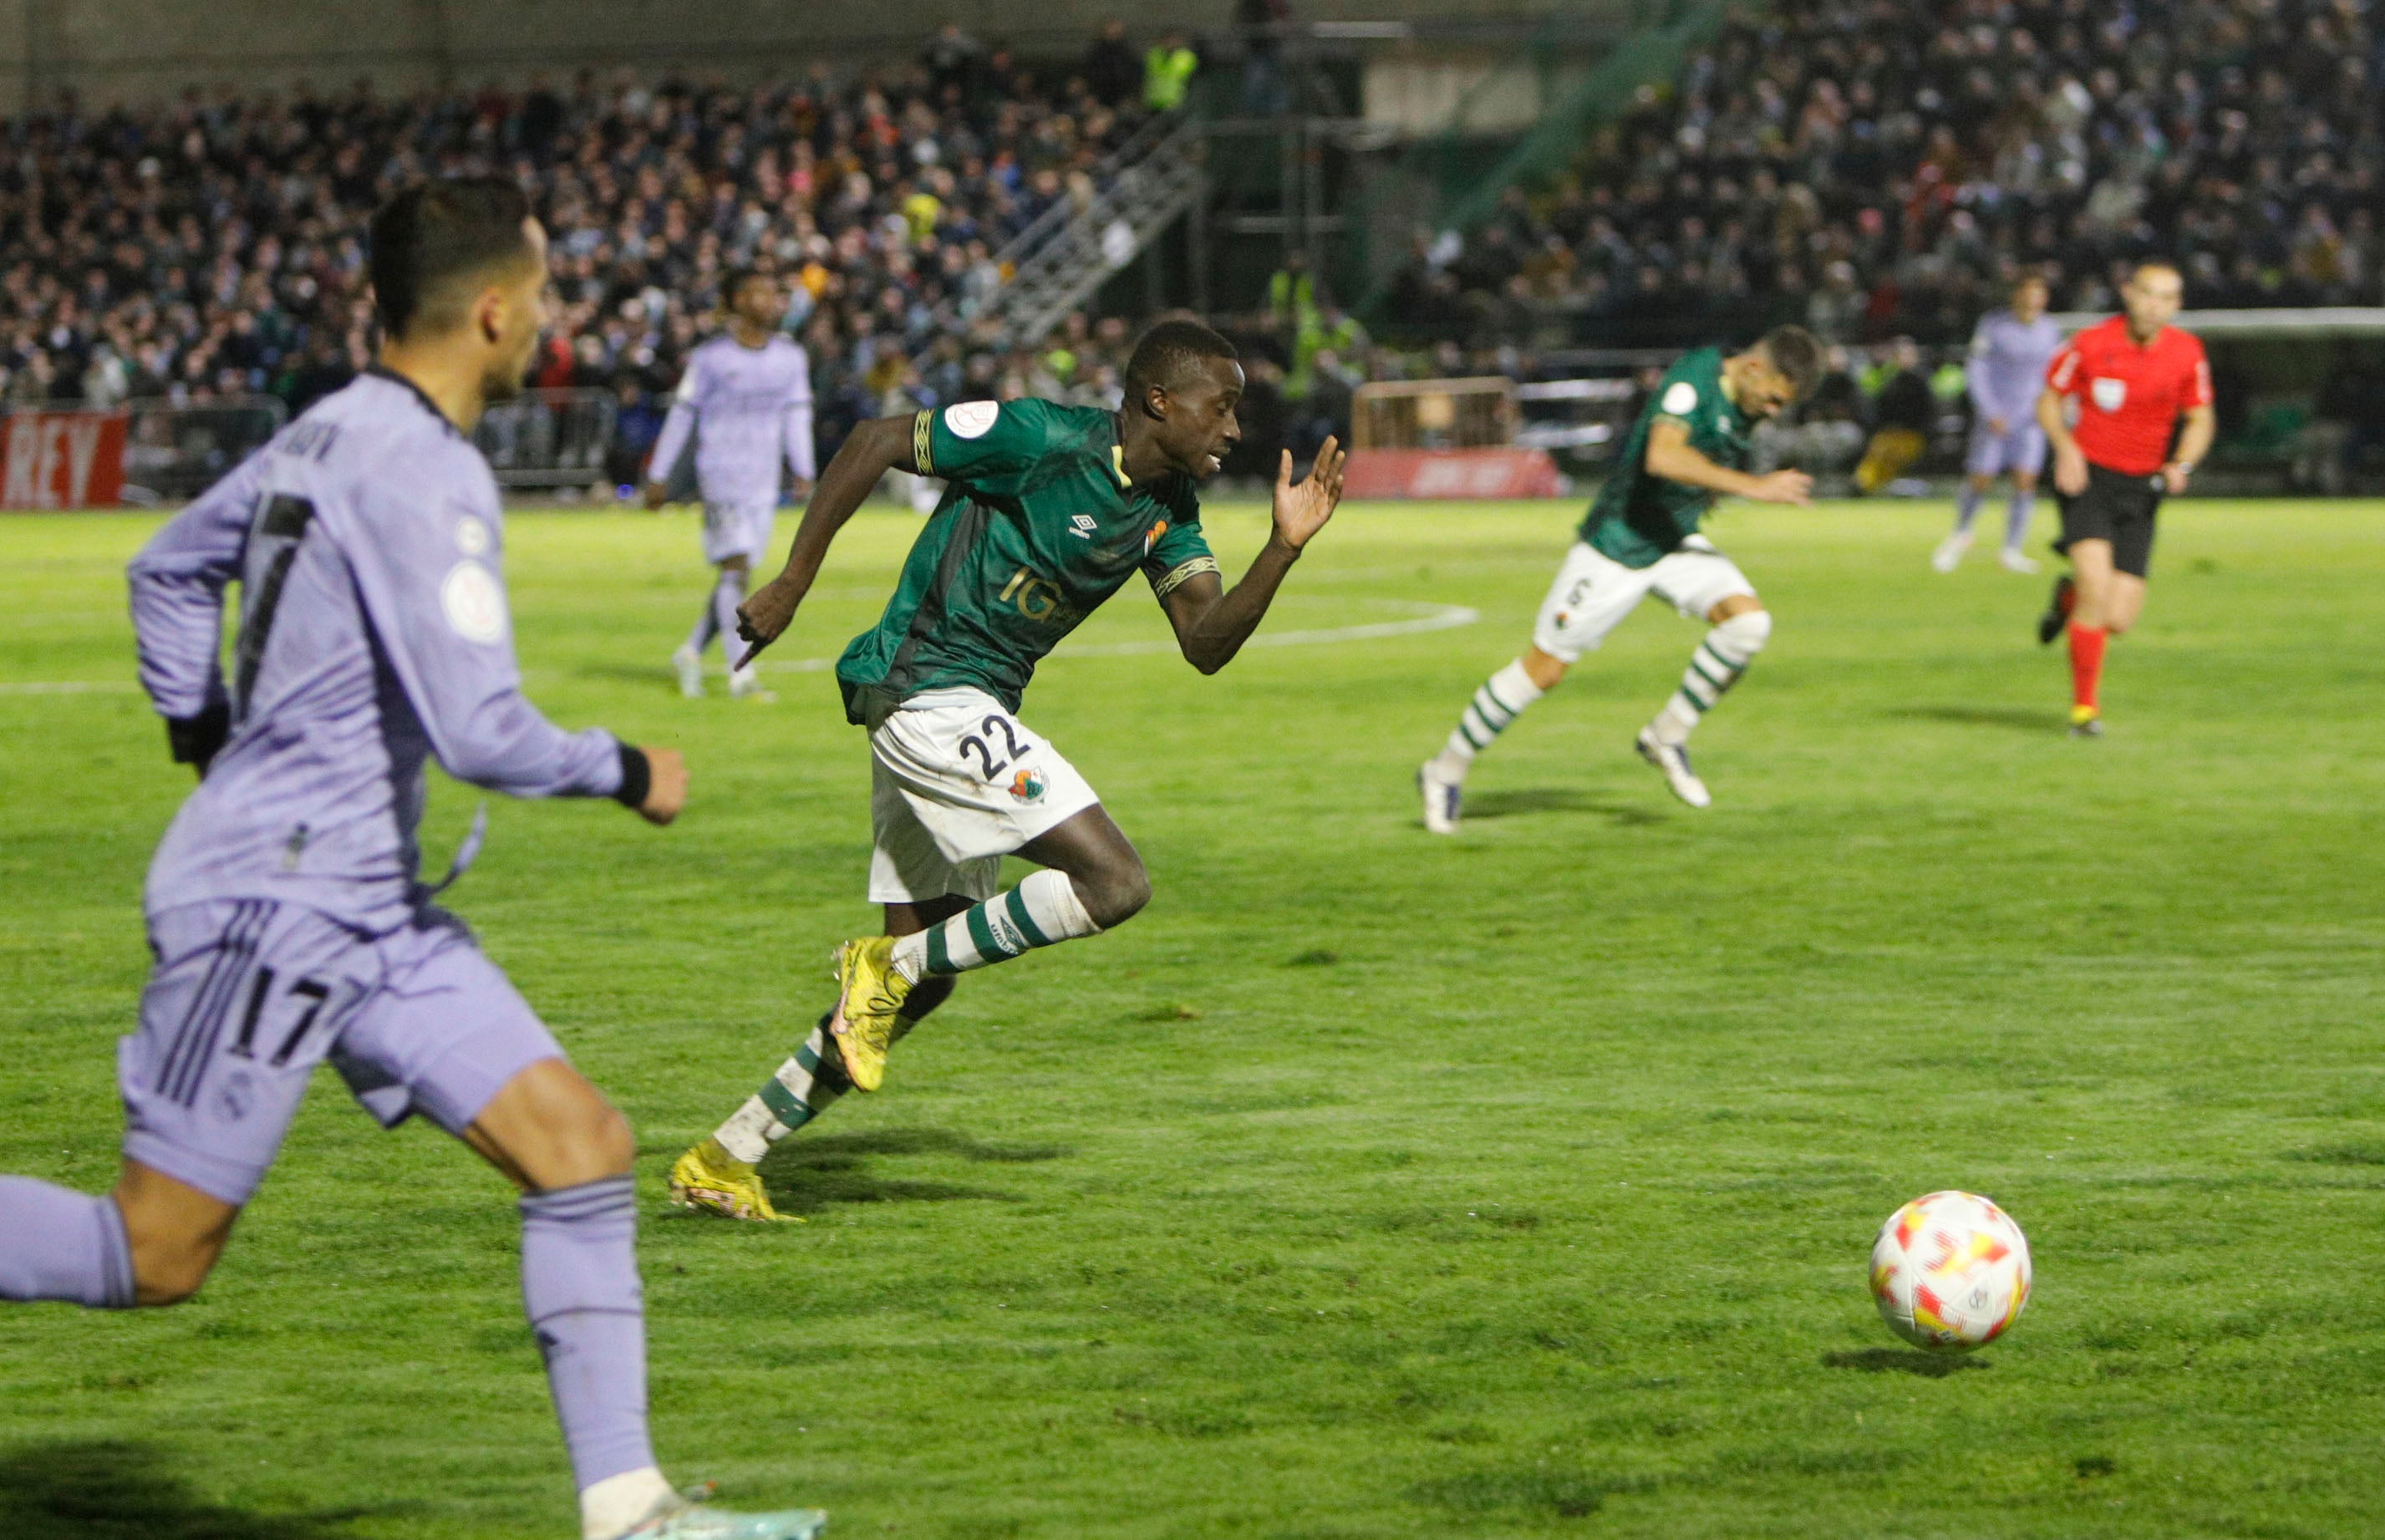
[[2032, 261, 2214, 737], [1418, 327, 1821, 831], [1934, 272, 2062, 574], [669, 321, 1345, 1222], [647, 267, 815, 700], [0, 180, 823, 1540]]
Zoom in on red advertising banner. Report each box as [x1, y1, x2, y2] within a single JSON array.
[[2, 409, 128, 509], [1342, 447, 1564, 501]]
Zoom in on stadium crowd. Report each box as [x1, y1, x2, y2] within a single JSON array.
[[1398, 0, 2384, 348], [0, 34, 1213, 479]]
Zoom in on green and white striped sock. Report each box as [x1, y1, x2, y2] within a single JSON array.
[[1433, 659, 1544, 778], [890, 868, 1101, 981], [712, 1015, 845, 1164], [1651, 610, 1771, 745]]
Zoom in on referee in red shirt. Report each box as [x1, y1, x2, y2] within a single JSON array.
[[2032, 262, 2215, 736]]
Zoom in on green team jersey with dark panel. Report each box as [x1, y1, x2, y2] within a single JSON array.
[[1577, 347, 1751, 569], [835, 398, 1217, 724]]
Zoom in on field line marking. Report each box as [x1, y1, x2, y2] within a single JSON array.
[[0, 679, 142, 695], [759, 598, 1479, 673]]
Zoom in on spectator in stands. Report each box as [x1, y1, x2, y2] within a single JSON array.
[[1854, 338, 1935, 496], [1144, 30, 1199, 113], [1083, 20, 1142, 109]]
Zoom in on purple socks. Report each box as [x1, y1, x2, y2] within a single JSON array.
[[521, 1175, 656, 1492], [0, 1177, 136, 1308]]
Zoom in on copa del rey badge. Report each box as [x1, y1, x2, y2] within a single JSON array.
[[2090, 376, 2128, 413]]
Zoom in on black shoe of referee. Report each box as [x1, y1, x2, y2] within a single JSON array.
[[2035, 573, 2075, 645]]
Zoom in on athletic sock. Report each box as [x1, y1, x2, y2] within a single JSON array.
[[582, 1466, 674, 1540], [0, 1178, 135, 1308], [889, 868, 1101, 981], [2003, 490, 2037, 553], [684, 591, 719, 655], [710, 569, 747, 665], [520, 1177, 655, 1503], [711, 1016, 848, 1165], [1651, 609, 1772, 745], [1951, 484, 1985, 536], [1431, 659, 1543, 780], [2067, 621, 2108, 717]]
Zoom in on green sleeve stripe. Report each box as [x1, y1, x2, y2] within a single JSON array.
[[1004, 887, 1053, 948], [913, 411, 935, 475], [964, 901, 1004, 960], [924, 922, 954, 976]]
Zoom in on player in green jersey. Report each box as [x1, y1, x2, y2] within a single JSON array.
[[1417, 328, 1822, 831], [669, 320, 1347, 1220]]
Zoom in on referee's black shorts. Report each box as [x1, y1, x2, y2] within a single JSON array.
[[2053, 463, 2164, 577]]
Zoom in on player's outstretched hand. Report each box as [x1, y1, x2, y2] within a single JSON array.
[[734, 574, 801, 668], [635, 745, 688, 826], [2053, 443, 2090, 497], [1748, 469, 1814, 506], [1273, 437, 1347, 550]]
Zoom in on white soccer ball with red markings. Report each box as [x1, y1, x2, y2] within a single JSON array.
[[1869, 1191, 2032, 1350]]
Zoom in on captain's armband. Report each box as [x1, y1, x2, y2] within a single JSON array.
[[1148, 554, 1220, 601], [911, 411, 936, 475]]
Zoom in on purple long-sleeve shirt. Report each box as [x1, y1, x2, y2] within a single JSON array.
[[128, 368, 627, 932], [1965, 308, 2066, 424], [648, 333, 816, 508]]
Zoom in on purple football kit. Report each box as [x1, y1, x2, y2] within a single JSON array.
[[116, 367, 644, 1203]]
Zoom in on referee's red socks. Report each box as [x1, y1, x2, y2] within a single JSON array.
[[2067, 622, 2108, 719]]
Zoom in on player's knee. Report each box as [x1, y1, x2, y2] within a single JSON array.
[[129, 1229, 224, 1307], [1715, 606, 1772, 652], [1076, 860, 1150, 929]]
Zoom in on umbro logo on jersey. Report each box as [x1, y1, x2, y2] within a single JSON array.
[[1069, 514, 1097, 540]]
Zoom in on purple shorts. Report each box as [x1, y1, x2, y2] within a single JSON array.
[[1965, 419, 2048, 478], [120, 900, 564, 1206]]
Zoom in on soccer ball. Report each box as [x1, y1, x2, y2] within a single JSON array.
[[1869, 1191, 2032, 1350]]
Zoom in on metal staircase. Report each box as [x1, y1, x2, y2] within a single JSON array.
[[984, 112, 1207, 348]]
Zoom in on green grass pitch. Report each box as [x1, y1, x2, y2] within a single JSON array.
[[3, 497, 2383, 1538]]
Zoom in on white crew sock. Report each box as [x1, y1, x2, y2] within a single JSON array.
[[889, 868, 1101, 981], [1430, 659, 1544, 780], [582, 1463, 673, 1540], [1650, 609, 1771, 745], [708, 567, 747, 664], [1951, 484, 1985, 536]]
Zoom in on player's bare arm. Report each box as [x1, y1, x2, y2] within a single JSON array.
[[1645, 419, 1813, 505], [1159, 438, 1347, 673], [735, 414, 919, 663], [2037, 384, 2088, 496], [2164, 404, 2215, 495]]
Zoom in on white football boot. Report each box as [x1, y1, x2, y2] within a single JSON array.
[[1930, 530, 1972, 572], [1635, 727, 1712, 809], [1997, 546, 2040, 574], [1417, 762, 1463, 834], [613, 1492, 827, 1540], [672, 643, 704, 699], [728, 665, 776, 703]]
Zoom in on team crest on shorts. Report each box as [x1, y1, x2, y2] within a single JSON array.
[[2090, 377, 2127, 413], [1008, 767, 1047, 804]]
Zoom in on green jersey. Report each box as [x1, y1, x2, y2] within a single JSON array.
[[1578, 348, 1751, 569], [837, 399, 1217, 724]]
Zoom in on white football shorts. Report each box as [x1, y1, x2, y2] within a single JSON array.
[[1530, 537, 1757, 663], [867, 688, 1101, 904], [701, 502, 776, 565]]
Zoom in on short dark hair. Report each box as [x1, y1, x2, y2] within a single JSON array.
[[368, 175, 536, 341], [1756, 325, 1823, 396], [722, 266, 773, 307], [1126, 318, 1239, 396]]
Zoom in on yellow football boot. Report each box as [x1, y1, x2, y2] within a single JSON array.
[[667, 1137, 798, 1222], [828, 936, 913, 1092]]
